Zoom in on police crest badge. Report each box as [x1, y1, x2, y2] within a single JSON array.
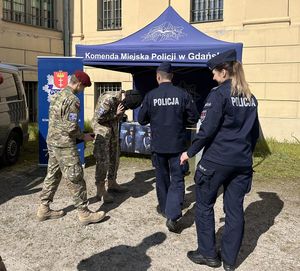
[[54, 71, 68, 88]]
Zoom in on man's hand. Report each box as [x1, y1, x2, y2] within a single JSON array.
[[116, 103, 125, 116], [180, 152, 189, 165], [83, 133, 94, 142]]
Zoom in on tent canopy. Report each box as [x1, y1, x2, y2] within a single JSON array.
[[76, 6, 242, 73]]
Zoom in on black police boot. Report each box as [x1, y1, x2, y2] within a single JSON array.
[[187, 250, 221, 268], [156, 205, 166, 218], [223, 262, 235, 271], [166, 219, 178, 233]]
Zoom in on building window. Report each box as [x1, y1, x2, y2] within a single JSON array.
[[98, 0, 122, 30], [94, 82, 122, 107], [191, 0, 223, 23], [3, 0, 57, 29], [0, 72, 19, 102], [24, 82, 38, 122]]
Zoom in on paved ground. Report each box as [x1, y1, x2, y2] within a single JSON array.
[[0, 157, 299, 271]]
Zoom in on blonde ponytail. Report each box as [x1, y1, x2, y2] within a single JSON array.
[[231, 62, 252, 100]]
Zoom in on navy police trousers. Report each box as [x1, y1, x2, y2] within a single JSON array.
[[194, 159, 252, 266], [152, 152, 185, 221]]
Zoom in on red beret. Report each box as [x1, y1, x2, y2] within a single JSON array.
[[74, 70, 91, 87], [0, 73, 3, 85]]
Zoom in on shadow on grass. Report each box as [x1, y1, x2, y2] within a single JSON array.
[[84, 152, 152, 169]]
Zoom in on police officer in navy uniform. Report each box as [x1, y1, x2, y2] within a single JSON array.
[[138, 62, 199, 232], [180, 49, 260, 271]]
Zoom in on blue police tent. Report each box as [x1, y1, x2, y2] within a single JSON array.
[[76, 6, 242, 104], [76, 6, 242, 70], [76, 6, 243, 154]]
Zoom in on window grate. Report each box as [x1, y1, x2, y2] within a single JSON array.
[[191, 0, 223, 23], [3, 0, 58, 30], [94, 82, 122, 108], [98, 0, 122, 30]]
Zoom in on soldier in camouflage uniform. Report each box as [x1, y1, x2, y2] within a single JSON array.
[[37, 70, 106, 225], [92, 90, 128, 203]]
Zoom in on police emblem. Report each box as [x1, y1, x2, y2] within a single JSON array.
[[43, 72, 71, 103], [54, 71, 68, 88]]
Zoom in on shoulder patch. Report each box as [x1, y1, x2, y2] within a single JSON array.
[[98, 107, 106, 115], [69, 113, 78, 122]]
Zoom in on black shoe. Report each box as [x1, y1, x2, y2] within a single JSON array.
[[166, 219, 178, 233], [223, 262, 235, 271], [156, 205, 166, 218], [187, 250, 221, 268]]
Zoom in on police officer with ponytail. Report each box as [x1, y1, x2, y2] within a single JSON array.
[[138, 62, 199, 233], [180, 50, 259, 271]]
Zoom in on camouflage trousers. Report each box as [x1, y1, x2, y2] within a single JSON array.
[[40, 144, 88, 209], [93, 133, 120, 184]]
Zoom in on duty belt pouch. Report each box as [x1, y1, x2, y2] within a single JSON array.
[[194, 163, 215, 189]]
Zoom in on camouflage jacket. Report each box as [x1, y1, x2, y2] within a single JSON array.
[[47, 86, 84, 147], [92, 91, 122, 138]]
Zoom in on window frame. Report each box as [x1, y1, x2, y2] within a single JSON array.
[[190, 0, 224, 24], [0, 71, 20, 102], [97, 0, 122, 31], [2, 0, 58, 30]]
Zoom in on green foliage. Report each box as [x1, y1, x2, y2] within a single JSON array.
[[28, 122, 38, 141], [84, 120, 93, 133]]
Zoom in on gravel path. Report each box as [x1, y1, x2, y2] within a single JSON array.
[[0, 158, 299, 271]]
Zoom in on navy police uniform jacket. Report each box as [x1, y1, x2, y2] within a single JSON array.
[[187, 79, 259, 167], [138, 82, 199, 153]]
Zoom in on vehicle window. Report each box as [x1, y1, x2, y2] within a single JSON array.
[[0, 71, 19, 102]]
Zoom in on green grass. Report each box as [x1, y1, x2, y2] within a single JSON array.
[[28, 122, 38, 141], [84, 119, 93, 133], [22, 124, 300, 181], [253, 138, 300, 180]]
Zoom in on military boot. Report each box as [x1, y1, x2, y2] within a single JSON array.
[[78, 208, 106, 226], [0, 256, 7, 271], [37, 204, 65, 221], [107, 180, 128, 193], [96, 182, 114, 203]]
